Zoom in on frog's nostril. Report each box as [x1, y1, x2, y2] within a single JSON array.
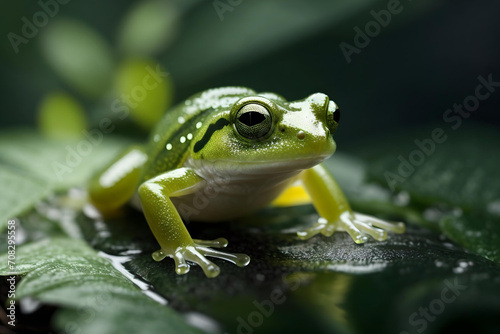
[[297, 131, 305, 140]]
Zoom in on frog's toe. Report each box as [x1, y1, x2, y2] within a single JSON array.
[[319, 218, 336, 237], [152, 249, 168, 261], [339, 212, 369, 244], [297, 223, 323, 240], [173, 251, 190, 275], [197, 245, 250, 267], [183, 246, 221, 278], [152, 248, 190, 275], [297, 218, 336, 240], [152, 240, 250, 277], [353, 213, 405, 234], [192, 237, 228, 248], [352, 218, 387, 241], [297, 212, 404, 244]]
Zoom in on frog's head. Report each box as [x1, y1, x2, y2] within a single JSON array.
[[190, 91, 339, 173]]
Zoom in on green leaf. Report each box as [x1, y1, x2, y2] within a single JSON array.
[[358, 125, 500, 262], [441, 213, 500, 262], [2, 126, 500, 333], [0, 130, 131, 190], [0, 166, 50, 228], [71, 200, 500, 334], [0, 238, 203, 334], [0, 130, 131, 229], [41, 19, 114, 98]]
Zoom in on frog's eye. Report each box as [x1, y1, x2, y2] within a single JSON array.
[[326, 101, 340, 134], [235, 103, 273, 140]]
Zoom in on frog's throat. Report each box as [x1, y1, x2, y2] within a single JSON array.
[[185, 155, 330, 176]]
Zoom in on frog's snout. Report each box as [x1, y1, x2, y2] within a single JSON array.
[[306, 93, 340, 135], [306, 93, 329, 108]]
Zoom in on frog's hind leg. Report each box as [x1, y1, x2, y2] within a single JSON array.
[[88, 146, 148, 216]]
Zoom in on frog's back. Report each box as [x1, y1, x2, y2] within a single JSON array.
[[141, 87, 256, 181]]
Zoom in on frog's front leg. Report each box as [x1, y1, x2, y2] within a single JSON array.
[[297, 164, 405, 243], [138, 168, 250, 278]]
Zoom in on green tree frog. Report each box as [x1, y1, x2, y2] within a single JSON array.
[[88, 87, 404, 278]]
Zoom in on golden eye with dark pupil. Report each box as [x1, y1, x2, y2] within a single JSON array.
[[235, 103, 272, 140]]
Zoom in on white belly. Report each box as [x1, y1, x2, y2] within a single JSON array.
[[172, 168, 300, 222], [130, 158, 317, 223]]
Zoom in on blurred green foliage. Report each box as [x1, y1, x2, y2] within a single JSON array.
[[38, 92, 87, 139], [41, 19, 114, 99]]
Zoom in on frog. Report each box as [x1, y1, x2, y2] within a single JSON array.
[[88, 87, 405, 278]]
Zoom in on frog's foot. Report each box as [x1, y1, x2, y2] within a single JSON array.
[[297, 212, 405, 244], [152, 238, 250, 278]]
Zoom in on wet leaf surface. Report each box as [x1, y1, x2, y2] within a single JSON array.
[[72, 202, 500, 334], [357, 125, 500, 262], [0, 238, 203, 334], [0, 166, 49, 231], [0, 130, 130, 230], [1, 126, 500, 334]]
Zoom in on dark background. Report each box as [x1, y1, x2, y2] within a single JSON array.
[[1, 0, 499, 148]]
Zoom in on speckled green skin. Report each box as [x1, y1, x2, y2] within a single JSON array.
[[88, 87, 404, 278], [142, 87, 335, 181]]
